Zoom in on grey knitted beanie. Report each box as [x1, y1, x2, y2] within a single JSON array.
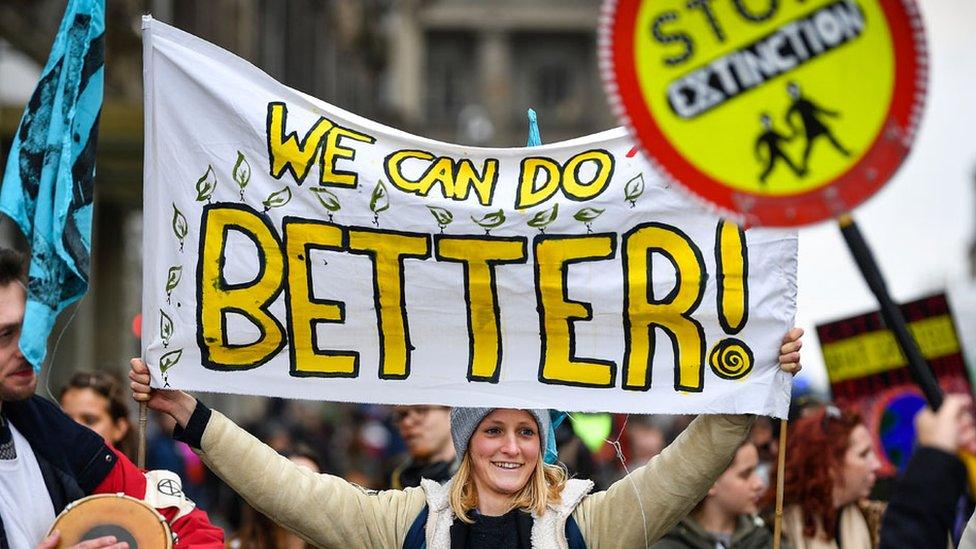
[[450, 407, 550, 463]]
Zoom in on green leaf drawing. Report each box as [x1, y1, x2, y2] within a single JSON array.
[[195, 165, 217, 202], [471, 209, 506, 233], [309, 187, 341, 212], [573, 206, 605, 233], [165, 265, 183, 295], [370, 181, 390, 214], [426, 205, 454, 229], [160, 310, 174, 347], [172, 205, 188, 250], [233, 152, 251, 199], [527, 203, 559, 230], [573, 207, 605, 223], [263, 187, 292, 211], [624, 174, 645, 207], [159, 348, 183, 375]]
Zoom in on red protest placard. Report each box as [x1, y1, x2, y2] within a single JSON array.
[[817, 293, 971, 476]]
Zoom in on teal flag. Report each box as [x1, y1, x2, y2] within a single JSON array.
[[0, 0, 104, 370], [526, 108, 542, 147]]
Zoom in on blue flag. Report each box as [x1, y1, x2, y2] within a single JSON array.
[[526, 108, 542, 147], [0, 0, 104, 370]]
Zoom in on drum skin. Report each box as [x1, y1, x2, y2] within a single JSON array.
[[47, 494, 172, 549]]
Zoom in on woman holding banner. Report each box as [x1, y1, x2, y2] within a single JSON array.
[[129, 329, 802, 548]]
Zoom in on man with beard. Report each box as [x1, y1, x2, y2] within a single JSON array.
[[0, 249, 222, 548]]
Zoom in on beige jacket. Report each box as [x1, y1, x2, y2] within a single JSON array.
[[196, 410, 752, 548]]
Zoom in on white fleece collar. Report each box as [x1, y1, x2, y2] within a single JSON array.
[[420, 477, 594, 549]]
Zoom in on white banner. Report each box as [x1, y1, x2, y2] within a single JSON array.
[[141, 17, 798, 416]]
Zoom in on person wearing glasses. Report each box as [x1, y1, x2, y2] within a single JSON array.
[[388, 405, 457, 489], [769, 405, 883, 549]]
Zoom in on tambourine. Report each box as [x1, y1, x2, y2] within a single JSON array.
[[46, 493, 173, 548]]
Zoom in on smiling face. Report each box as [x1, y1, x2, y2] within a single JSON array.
[[0, 282, 34, 403], [708, 443, 765, 517], [60, 387, 129, 446], [833, 424, 880, 507], [468, 409, 541, 502]]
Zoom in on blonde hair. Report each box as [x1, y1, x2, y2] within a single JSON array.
[[448, 451, 568, 523]]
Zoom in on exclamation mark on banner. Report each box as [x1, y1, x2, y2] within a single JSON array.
[[716, 220, 748, 334], [710, 220, 754, 380]]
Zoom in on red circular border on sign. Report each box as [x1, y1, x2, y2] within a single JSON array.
[[600, 0, 927, 227]]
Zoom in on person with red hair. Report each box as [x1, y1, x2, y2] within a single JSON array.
[[770, 405, 883, 548]]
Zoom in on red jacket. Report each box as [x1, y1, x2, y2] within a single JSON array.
[[2, 396, 223, 549], [94, 446, 224, 548]]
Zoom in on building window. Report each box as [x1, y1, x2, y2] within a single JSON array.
[[426, 32, 475, 125], [512, 33, 595, 129], [536, 64, 571, 113]]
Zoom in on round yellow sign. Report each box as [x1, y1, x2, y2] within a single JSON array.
[[603, 0, 926, 226]]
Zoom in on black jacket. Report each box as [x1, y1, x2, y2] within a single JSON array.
[[879, 446, 966, 549], [0, 395, 118, 549], [389, 458, 456, 489]]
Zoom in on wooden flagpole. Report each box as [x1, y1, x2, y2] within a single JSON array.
[[772, 417, 788, 549], [137, 402, 148, 469]]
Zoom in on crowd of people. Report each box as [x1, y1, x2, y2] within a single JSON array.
[[0, 239, 971, 548]]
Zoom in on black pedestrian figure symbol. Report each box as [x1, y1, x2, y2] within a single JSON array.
[[755, 113, 803, 185], [785, 82, 850, 172]]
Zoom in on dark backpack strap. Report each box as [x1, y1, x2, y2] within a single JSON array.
[[565, 514, 587, 549], [403, 505, 429, 549]]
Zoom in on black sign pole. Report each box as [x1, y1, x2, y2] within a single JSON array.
[[837, 214, 944, 410]]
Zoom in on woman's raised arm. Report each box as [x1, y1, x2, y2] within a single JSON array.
[[129, 359, 427, 548], [573, 328, 802, 546]]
